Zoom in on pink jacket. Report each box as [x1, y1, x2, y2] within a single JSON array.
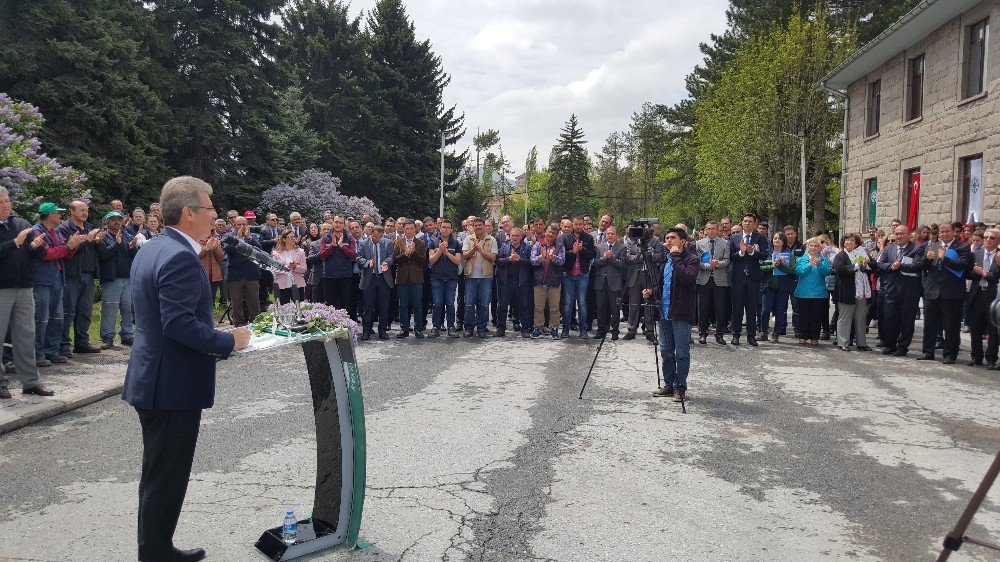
[[272, 248, 308, 289]]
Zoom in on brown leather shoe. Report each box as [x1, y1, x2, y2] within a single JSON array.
[[23, 385, 54, 397], [672, 389, 686, 402], [0, 388, 11, 399], [653, 386, 673, 397]]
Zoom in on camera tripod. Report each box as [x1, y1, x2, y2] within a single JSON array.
[[936, 449, 1000, 560], [577, 298, 686, 414]]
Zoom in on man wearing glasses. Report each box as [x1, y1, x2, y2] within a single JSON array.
[[967, 228, 1000, 369]]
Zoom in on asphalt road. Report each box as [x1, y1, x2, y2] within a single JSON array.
[[0, 333, 998, 561]]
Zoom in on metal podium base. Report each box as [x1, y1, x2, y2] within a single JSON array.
[[239, 333, 366, 561]]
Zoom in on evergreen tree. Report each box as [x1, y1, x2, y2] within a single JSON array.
[[449, 169, 487, 220], [363, 0, 465, 217], [0, 0, 176, 205], [278, 0, 370, 190], [149, 0, 284, 206], [547, 114, 591, 217], [269, 85, 323, 182]]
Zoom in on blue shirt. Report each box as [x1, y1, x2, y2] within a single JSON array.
[[661, 256, 674, 319]]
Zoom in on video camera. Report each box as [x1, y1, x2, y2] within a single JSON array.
[[627, 218, 659, 244]]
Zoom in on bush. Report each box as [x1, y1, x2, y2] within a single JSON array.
[[258, 169, 381, 224]]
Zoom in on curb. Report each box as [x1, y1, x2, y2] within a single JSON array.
[[0, 383, 123, 436]]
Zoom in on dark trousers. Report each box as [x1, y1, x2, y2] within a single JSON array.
[[697, 279, 728, 336], [135, 408, 201, 562], [595, 285, 622, 335], [798, 297, 826, 340], [882, 296, 919, 353], [586, 273, 597, 330], [626, 284, 655, 334], [497, 282, 531, 332], [968, 290, 999, 363], [278, 287, 304, 305], [227, 279, 260, 327], [259, 269, 274, 309], [730, 279, 758, 337], [362, 277, 391, 335], [323, 277, 353, 312], [760, 288, 791, 336], [350, 274, 362, 321], [922, 297, 963, 359], [305, 283, 322, 303], [398, 281, 426, 332]]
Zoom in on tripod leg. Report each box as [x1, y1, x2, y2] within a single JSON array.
[[578, 333, 606, 399], [937, 449, 1000, 561], [654, 328, 661, 389]]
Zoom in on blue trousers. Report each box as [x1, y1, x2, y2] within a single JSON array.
[[658, 319, 692, 390], [33, 282, 64, 360], [498, 282, 532, 331], [100, 277, 134, 341], [562, 273, 589, 330], [431, 278, 458, 329], [464, 277, 492, 333], [760, 288, 791, 336], [62, 273, 96, 349], [362, 277, 391, 334], [397, 281, 426, 332]]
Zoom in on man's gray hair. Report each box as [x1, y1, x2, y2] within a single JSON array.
[[160, 176, 213, 226], [289, 211, 302, 220], [0, 186, 8, 198]]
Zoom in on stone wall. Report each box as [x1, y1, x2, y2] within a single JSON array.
[[843, 0, 1000, 232]]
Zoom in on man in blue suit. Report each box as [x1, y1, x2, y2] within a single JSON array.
[[123, 176, 250, 562], [729, 213, 768, 346], [356, 225, 395, 340]]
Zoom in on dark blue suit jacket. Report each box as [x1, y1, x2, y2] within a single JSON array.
[[122, 228, 235, 411], [729, 231, 769, 282]]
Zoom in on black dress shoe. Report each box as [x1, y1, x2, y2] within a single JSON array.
[[378, 332, 389, 340], [611, 332, 619, 341], [967, 359, 983, 367], [882, 348, 895, 355], [746, 337, 758, 347], [361, 332, 371, 341], [0, 388, 11, 399], [916, 354, 935, 361], [622, 332, 636, 340], [173, 547, 206, 561], [941, 357, 955, 365], [396, 331, 409, 339], [23, 385, 55, 397], [731, 336, 740, 346], [892, 349, 907, 357], [698, 335, 707, 345], [987, 362, 998, 371], [414, 331, 425, 339], [74, 345, 102, 354], [715, 335, 727, 345], [856, 346, 872, 352]]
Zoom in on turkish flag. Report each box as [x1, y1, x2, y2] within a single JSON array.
[[906, 172, 920, 230]]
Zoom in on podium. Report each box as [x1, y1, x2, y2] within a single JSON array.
[[237, 331, 367, 560]]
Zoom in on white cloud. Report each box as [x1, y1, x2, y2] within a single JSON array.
[[348, 0, 729, 172]]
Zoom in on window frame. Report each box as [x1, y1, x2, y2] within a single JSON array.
[[962, 18, 990, 100], [902, 167, 921, 229], [958, 154, 984, 222], [905, 54, 925, 122], [866, 79, 882, 137], [863, 178, 878, 231]]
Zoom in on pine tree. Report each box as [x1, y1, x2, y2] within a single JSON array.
[[149, 0, 284, 206], [0, 0, 177, 205], [364, 0, 465, 217], [548, 114, 591, 217], [269, 85, 323, 182]]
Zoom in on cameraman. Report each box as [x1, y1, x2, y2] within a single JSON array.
[[623, 223, 663, 341], [653, 227, 699, 402]]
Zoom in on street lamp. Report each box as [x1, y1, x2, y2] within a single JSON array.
[[782, 131, 807, 236]]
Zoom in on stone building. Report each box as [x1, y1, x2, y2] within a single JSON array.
[[820, 0, 999, 233]]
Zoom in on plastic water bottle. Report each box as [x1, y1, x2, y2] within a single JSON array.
[[282, 509, 297, 545]]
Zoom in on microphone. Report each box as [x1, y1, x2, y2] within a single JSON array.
[[223, 235, 290, 273]]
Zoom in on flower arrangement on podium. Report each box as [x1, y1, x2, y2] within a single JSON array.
[[250, 302, 360, 343]]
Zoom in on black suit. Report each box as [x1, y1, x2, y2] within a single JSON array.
[[967, 247, 1000, 363], [876, 242, 925, 353], [729, 231, 768, 337], [921, 240, 973, 359]]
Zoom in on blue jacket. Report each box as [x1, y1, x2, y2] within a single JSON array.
[[496, 239, 533, 285], [794, 254, 832, 298], [32, 223, 74, 286], [96, 229, 138, 282], [122, 228, 235, 411], [223, 234, 263, 282]]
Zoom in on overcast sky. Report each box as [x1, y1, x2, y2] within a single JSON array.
[[347, 0, 731, 175]]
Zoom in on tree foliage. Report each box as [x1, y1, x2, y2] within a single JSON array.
[[258, 170, 381, 224], [694, 11, 855, 229], [547, 114, 592, 217]]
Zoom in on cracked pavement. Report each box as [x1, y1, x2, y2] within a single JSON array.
[[0, 332, 997, 561]]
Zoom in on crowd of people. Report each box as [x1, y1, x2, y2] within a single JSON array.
[[1, 180, 995, 402]]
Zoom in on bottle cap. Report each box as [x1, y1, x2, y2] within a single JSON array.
[[286, 509, 294, 515]]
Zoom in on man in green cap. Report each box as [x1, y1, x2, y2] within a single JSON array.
[[32, 201, 86, 368]]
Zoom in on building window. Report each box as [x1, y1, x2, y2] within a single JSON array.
[[866, 80, 881, 136], [963, 18, 989, 99], [906, 54, 924, 120], [903, 168, 920, 230], [959, 155, 984, 222], [864, 178, 878, 230]]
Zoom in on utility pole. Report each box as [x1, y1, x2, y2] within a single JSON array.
[[799, 131, 807, 237], [439, 131, 445, 218]]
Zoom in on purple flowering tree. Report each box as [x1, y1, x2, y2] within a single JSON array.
[[0, 93, 88, 219], [258, 169, 382, 224]]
